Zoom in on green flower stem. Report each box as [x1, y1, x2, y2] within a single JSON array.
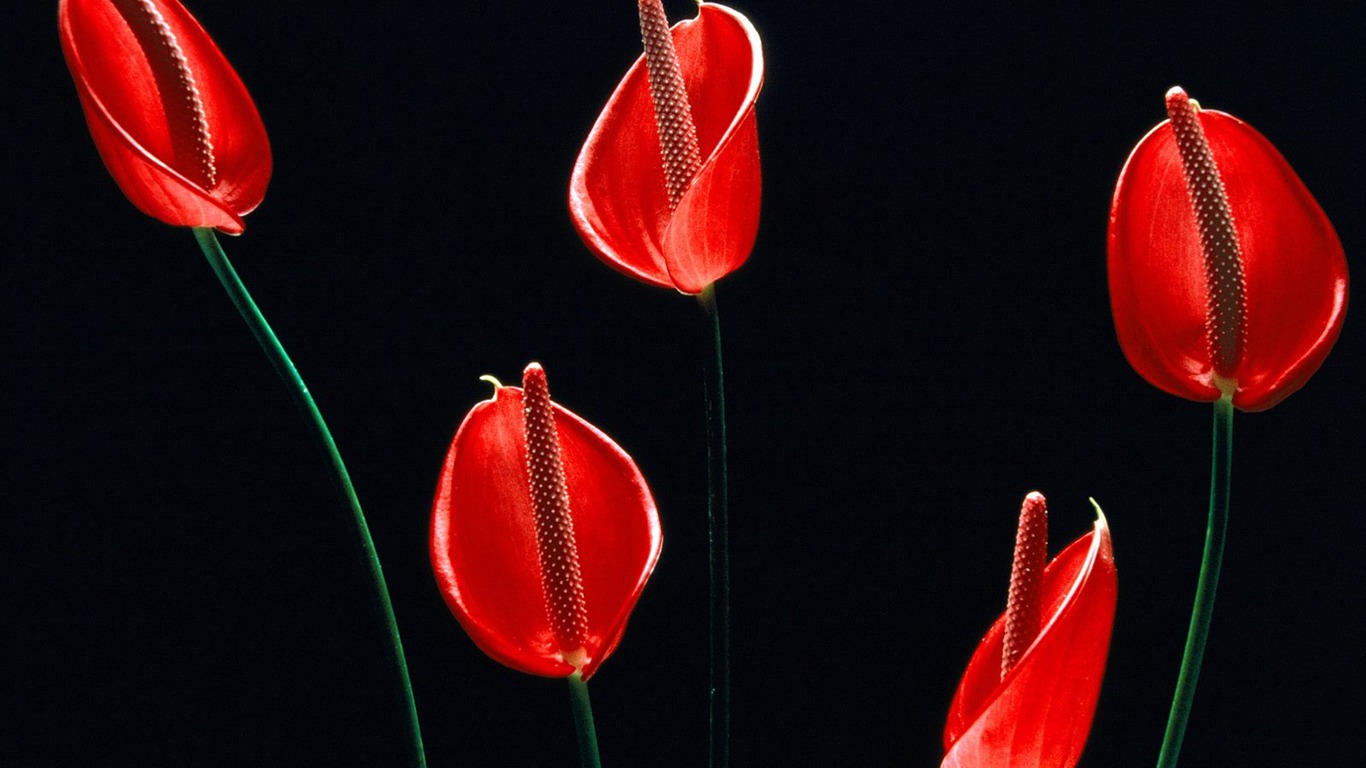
[[698, 284, 730, 768], [192, 228, 426, 768], [567, 673, 603, 768], [1157, 394, 1233, 768]]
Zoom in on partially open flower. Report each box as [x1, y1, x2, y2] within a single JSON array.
[[59, 0, 271, 234], [570, 2, 763, 294], [943, 494, 1117, 768]]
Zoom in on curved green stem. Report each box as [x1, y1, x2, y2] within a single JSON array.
[[567, 673, 603, 768], [1157, 394, 1233, 768], [698, 284, 730, 768], [192, 228, 426, 768]]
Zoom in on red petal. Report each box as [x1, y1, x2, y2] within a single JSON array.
[[59, 0, 271, 233], [429, 385, 662, 680], [570, 3, 763, 294], [1108, 108, 1347, 411], [943, 513, 1117, 768]]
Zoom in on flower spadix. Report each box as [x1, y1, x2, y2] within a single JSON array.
[[570, 1, 763, 294], [1108, 87, 1347, 411], [943, 494, 1117, 768], [59, 0, 271, 234], [430, 364, 662, 680]]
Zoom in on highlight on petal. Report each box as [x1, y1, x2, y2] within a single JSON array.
[[430, 375, 662, 680], [59, 0, 271, 234], [570, 3, 763, 294], [1108, 90, 1347, 411], [943, 510, 1116, 768]]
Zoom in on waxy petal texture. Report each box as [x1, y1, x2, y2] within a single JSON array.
[[430, 380, 662, 680], [570, 3, 763, 294], [60, 0, 271, 234], [943, 514, 1116, 768], [1108, 96, 1347, 411]]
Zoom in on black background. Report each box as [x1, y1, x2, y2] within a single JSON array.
[[6, 1, 1363, 765]]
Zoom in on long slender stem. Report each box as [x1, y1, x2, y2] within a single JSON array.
[[192, 228, 426, 768], [567, 673, 603, 768], [698, 283, 730, 768], [1157, 394, 1234, 768]]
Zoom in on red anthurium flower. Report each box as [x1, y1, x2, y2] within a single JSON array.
[[944, 493, 1117, 768], [430, 364, 662, 680], [59, 0, 271, 234], [570, 1, 763, 294], [1108, 86, 1347, 411]]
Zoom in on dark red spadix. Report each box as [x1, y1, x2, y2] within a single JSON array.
[[943, 496, 1117, 768], [1108, 87, 1347, 411], [430, 364, 662, 680], [570, 2, 763, 294], [59, 0, 271, 234]]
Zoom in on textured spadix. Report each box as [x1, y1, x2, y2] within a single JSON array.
[[570, 3, 763, 294], [1108, 87, 1346, 411], [430, 365, 662, 680], [943, 508, 1116, 768], [59, 0, 271, 234]]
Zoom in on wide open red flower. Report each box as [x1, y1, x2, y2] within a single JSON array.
[[430, 364, 662, 680], [570, 2, 763, 295], [59, 0, 271, 234], [1108, 87, 1347, 411], [943, 497, 1117, 768]]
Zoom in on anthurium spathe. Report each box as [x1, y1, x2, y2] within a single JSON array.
[[59, 0, 271, 234], [430, 364, 662, 680], [943, 494, 1117, 768], [570, 1, 763, 294], [1108, 86, 1347, 411]]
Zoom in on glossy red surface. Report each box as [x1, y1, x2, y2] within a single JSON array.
[[1108, 89, 1347, 411], [429, 368, 662, 680], [943, 514, 1116, 768], [570, 3, 763, 294], [59, 0, 271, 234]]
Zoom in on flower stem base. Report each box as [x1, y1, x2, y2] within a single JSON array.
[[568, 673, 603, 768]]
